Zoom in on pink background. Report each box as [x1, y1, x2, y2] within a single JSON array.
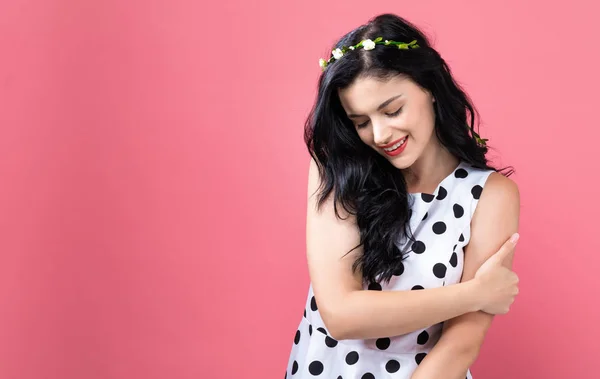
[[0, 0, 598, 378]]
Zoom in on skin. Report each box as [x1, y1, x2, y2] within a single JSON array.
[[305, 74, 520, 378]]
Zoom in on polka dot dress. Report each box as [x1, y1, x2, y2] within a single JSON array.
[[285, 161, 494, 379]]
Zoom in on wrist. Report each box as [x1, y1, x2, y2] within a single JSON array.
[[462, 279, 483, 313]]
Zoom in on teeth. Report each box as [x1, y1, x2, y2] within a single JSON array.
[[384, 137, 407, 152]]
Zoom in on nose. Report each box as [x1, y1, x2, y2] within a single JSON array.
[[372, 121, 393, 146]]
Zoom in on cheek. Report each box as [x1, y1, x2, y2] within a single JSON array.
[[356, 129, 373, 144], [408, 108, 435, 138]]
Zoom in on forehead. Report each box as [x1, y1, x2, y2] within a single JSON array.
[[338, 75, 414, 113]]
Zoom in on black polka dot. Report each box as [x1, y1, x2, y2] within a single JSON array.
[[294, 330, 301, 344], [436, 186, 447, 200], [412, 240, 426, 254], [459, 233, 465, 242], [393, 261, 404, 276], [417, 330, 429, 345], [308, 361, 324, 375], [309, 324, 312, 335], [453, 244, 457, 251], [453, 204, 464, 218], [432, 222, 446, 235], [345, 351, 359, 365], [292, 361, 299, 374], [412, 285, 424, 290], [317, 327, 327, 335], [337, 377, 342, 379], [449, 252, 458, 267], [422, 212, 428, 221], [433, 263, 447, 278], [415, 353, 427, 365], [376, 337, 391, 350], [325, 336, 338, 347], [471, 185, 483, 199], [385, 359, 401, 373], [368, 282, 382, 291], [310, 296, 318, 311], [421, 193, 435, 203], [361, 374, 375, 379], [455, 168, 468, 178]]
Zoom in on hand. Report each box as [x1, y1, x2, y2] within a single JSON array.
[[473, 233, 520, 314]]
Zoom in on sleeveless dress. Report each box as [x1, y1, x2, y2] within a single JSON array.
[[285, 161, 495, 379]]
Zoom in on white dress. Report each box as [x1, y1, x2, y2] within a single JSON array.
[[285, 161, 494, 379]]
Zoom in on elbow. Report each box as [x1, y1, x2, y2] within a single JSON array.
[[328, 323, 351, 341], [318, 301, 354, 341]]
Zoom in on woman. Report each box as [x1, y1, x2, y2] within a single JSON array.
[[285, 13, 521, 379]]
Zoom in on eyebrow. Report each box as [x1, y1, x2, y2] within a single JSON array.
[[347, 94, 404, 118]]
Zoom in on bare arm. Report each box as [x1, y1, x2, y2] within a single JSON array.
[[411, 173, 520, 379], [307, 158, 486, 341]]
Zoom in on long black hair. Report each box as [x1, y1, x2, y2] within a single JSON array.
[[304, 13, 513, 285]]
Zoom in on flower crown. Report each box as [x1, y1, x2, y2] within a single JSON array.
[[318, 36, 488, 147], [318, 37, 420, 71]]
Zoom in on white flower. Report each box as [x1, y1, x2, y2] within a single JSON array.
[[348, 46, 355, 50], [319, 58, 327, 69], [362, 39, 376, 50], [385, 40, 390, 45], [332, 48, 344, 60]]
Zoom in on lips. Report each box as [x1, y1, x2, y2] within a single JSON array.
[[381, 136, 408, 157]]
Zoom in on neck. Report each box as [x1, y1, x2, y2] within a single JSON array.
[[402, 141, 459, 194]]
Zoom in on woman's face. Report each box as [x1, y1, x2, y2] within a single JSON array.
[[337, 74, 438, 170]]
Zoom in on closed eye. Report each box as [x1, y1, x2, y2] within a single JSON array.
[[386, 107, 403, 117], [356, 107, 403, 129]]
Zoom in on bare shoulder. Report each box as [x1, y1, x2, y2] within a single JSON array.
[[473, 172, 521, 218], [480, 171, 520, 203], [307, 157, 353, 219], [307, 157, 323, 202]]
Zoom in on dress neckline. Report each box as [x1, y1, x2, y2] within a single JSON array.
[[407, 161, 465, 197]]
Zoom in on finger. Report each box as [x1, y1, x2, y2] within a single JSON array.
[[491, 233, 520, 263]]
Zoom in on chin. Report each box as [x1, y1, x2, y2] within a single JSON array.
[[386, 155, 414, 170]]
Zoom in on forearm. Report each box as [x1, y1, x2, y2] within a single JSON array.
[[324, 280, 481, 340], [410, 309, 493, 378]]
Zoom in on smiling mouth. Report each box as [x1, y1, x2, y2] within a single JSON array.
[[382, 136, 408, 152]]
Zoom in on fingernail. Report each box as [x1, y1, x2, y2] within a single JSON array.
[[510, 233, 520, 243]]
